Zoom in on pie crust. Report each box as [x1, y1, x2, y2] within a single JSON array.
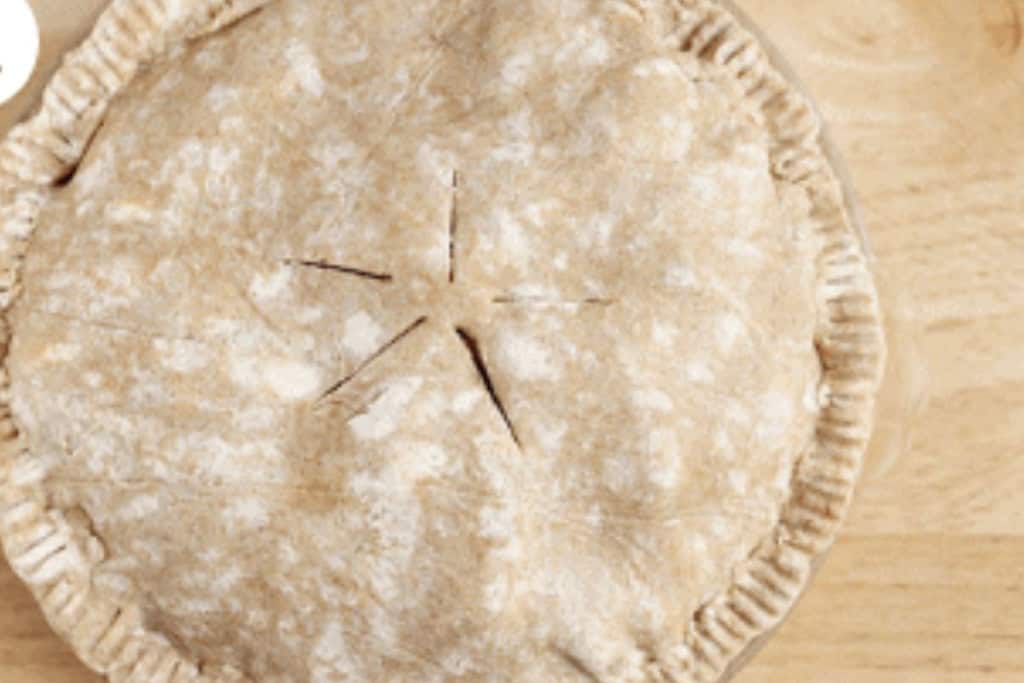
[[0, 1, 885, 682]]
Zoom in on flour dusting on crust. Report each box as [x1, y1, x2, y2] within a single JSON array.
[[4, 1, 841, 681]]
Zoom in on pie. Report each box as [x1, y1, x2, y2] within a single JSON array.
[[0, 1, 885, 682]]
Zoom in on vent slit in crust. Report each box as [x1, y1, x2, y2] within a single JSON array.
[[448, 169, 458, 283], [454, 326, 522, 450], [319, 316, 428, 401], [282, 258, 393, 283], [492, 295, 617, 307]]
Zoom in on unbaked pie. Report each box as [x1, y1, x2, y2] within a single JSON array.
[[0, 1, 885, 681]]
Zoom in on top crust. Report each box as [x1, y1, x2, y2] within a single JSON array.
[[0, 1, 885, 682]]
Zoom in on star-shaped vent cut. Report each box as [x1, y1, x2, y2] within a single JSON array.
[[285, 171, 616, 451]]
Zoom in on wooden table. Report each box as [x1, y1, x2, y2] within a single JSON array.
[[2, 1, 1022, 681]]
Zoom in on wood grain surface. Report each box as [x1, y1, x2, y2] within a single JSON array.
[[2, 1, 1023, 681]]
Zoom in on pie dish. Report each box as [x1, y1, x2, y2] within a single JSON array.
[[0, 1, 886, 682]]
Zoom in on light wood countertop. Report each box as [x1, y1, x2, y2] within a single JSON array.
[[2, 1, 1022, 681]]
